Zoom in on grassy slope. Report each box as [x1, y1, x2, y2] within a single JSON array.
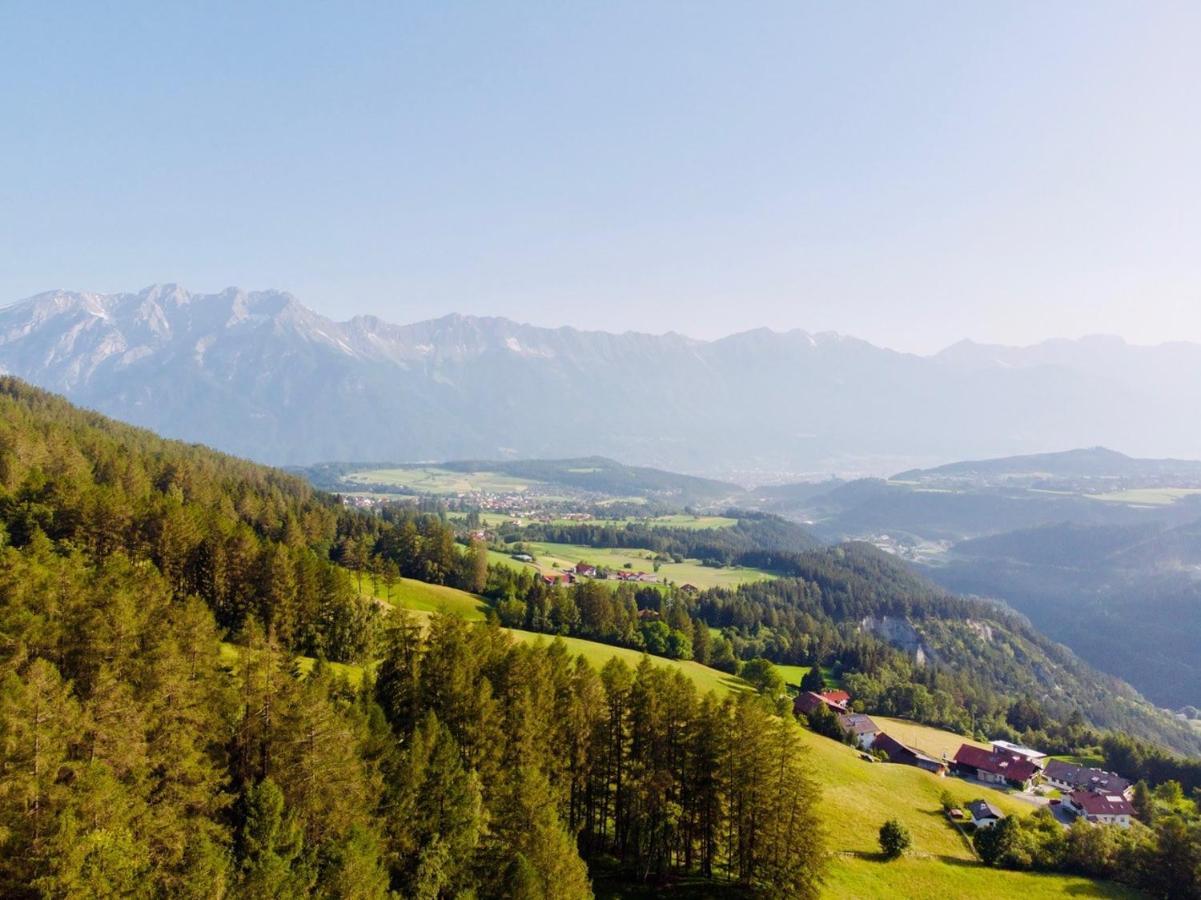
[[520, 540, 776, 590], [384, 576, 490, 620], [872, 715, 990, 761], [342, 466, 542, 495], [375, 580, 1139, 898], [775, 664, 813, 688], [805, 723, 1138, 898]]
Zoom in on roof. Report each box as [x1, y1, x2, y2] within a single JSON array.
[[871, 733, 910, 760], [820, 690, 851, 704], [968, 800, 1003, 821], [1070, 790, 1134, 817], [838, 713, 879, 736], [794, 692, 829, 716], [953, 744, 1040, 783], [871, 732, 943, 768], [1043, 760, 1131, 795], [990, 740, 1047, 761]]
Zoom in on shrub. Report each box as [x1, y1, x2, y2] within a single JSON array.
[[879, 819, 911, 859]]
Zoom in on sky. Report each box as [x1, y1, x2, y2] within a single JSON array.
[[2, 1, 1199, 353]]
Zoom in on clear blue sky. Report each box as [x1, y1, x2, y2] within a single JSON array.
[[2, 1, 1199, 352]]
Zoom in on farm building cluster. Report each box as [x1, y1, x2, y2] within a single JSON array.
[[793, 690, 1137, 828], [531, 559, 663, 586]]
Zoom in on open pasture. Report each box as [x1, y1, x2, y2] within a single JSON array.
[[1086, 487, 1201, 506], [872, 716, 989, 761], [342, 465, 546, 495], [519, 540, 775, 589]]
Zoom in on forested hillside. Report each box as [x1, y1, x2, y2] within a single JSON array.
[[697, 543, 1201, 754], [937, 518, 1201, 709], [0, 378, 823, 897]]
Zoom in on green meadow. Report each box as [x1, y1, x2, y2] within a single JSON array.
[[342, 465, 547, 495], [872, 715, 990, 761], [518, 540, 775, 590]]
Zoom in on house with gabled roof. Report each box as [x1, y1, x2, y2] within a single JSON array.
[[952, 744, 1040, 791], [968, 800, 1004, 829], [820, 689, 851, 705], [837, 713, 881, 750], [1043, 760, 1131, 798], [793, 691, 847, 717], [873, 733, 948, 775], [1066, 790, 1134, 827]]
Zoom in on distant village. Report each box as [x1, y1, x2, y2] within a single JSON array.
[[794, 689, 1136, 830]]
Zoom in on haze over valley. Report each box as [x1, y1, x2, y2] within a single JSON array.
[[5, 284, 1201, 479]]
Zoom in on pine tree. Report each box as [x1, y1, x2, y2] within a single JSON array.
[[387, 711, 484, 897], [490, 765, 591, 900], [800, 665, 825, 693], [0, 657, 84, 891], [237, 777, 311, 898]]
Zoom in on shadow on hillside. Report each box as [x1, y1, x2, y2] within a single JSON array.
[[719, 674, 750, 692], [840, 850, 889, 863]]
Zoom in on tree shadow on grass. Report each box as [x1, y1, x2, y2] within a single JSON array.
[[841, 850, 890, 863]]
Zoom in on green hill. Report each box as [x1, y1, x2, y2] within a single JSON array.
[[299, 455, 743, 505], [377, 579, 1137, 898]]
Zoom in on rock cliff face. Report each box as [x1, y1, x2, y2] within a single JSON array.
[[860, 615, 932, 664]]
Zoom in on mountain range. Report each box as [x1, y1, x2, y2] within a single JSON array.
[[5, 284, 1201, 475]]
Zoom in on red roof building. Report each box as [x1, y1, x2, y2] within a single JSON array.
[[793, 691, 846, 717], [819, 690, 851, 705], [952, 744, 1040, 790], [1067, 790, 1134, 827]]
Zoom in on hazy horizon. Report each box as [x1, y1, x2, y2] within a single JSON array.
[[3, 2, 1200, 354]]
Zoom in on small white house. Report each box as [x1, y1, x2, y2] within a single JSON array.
[[838, 714, 881, 750], [968, 800, 1004, 829]]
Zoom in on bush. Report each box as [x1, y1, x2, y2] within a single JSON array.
[[879, 819, 911, 859]]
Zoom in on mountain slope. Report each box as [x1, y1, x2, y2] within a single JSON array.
[[301, 455, 743, 505], [5, 285, 1201, 473], [937, 518, 1201, 709]]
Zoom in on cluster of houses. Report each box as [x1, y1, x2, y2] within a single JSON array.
[[532, 560, 662, 586], [793, 691, 1136, 828], [794, 690, 950, 770]]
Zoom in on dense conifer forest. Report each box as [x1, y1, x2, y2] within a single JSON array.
[[0, 378, 824, 897]]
